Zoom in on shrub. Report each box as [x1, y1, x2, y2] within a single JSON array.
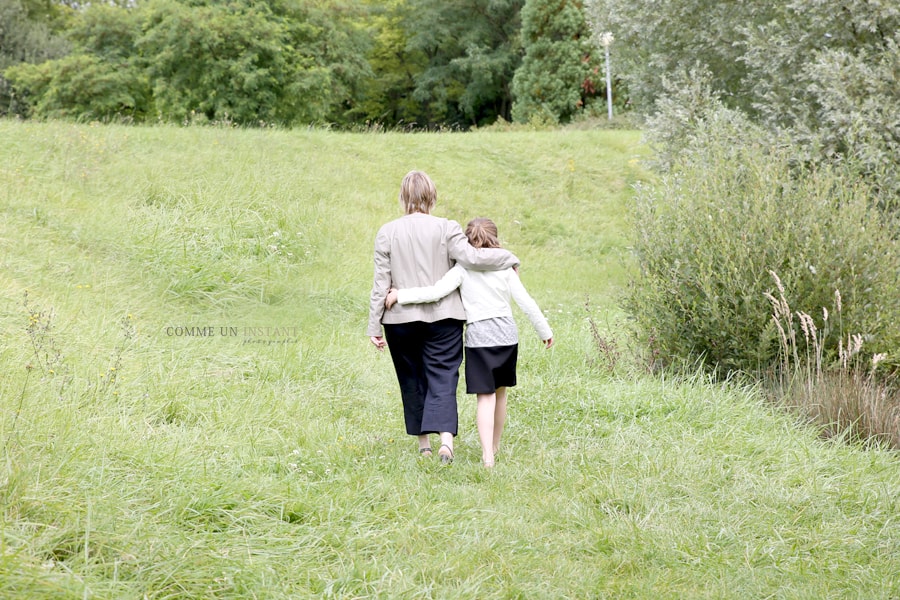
[[626, 103, 900, 375], [5, 53, 150, 121], [0, 0, 70, 115]]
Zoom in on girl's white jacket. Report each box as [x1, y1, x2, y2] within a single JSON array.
[[396, 265, 552, 342]]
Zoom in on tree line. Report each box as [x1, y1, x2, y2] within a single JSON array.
[[1, 0, 606, 128]]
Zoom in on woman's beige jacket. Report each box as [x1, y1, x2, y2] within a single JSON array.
[[367, 213, 518, 337]]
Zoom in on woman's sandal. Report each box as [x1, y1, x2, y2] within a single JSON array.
[[438, 444, 454, 465], [419, 447, 433, 458]]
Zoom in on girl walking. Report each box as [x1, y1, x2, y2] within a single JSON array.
[[368, 173, 518, 465], [386, 218, 553, 467]]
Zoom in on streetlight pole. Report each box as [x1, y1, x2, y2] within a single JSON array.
[[599, 32, 614, 120]]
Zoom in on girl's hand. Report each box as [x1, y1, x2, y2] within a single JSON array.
[[543, 337, 554, 349], [385, 288, 399, 309]]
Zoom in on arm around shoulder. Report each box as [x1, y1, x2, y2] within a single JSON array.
[[446, 220, 519, 270]]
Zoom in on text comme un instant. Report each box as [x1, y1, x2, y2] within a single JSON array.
[[165, 326, 300, 337]]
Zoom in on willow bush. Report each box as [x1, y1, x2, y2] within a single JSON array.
[[626, 106, 900, 375]]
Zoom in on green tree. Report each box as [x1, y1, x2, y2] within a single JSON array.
[[16, 0, 75, 30], [352, 0, 426, 126], [0, 0, 70, 114], [5, 53, 149, 120], [585, 0, 773, 115], [511, 0, 597, 124], [404, 0, 524, 127], [277, 0, 373, 126], [599, 0, 900, 374], [137, 0, 302, 125], [5, 0, 373, 126], [737, 0, 900, 204]]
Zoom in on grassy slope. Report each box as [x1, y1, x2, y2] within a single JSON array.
[[0, 120, 898, 599]]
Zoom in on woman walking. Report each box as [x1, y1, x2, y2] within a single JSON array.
[[368, 171, 518, 464], [386, 218, 553, 468]]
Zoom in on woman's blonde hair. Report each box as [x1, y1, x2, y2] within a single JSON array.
[[465, 218, 501, 249], [399, 170, 437, 214]]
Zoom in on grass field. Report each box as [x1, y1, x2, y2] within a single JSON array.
[[1, 120, 899, 599]]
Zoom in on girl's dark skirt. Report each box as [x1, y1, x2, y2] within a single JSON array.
[[465, 344, 518, 395], [383, 319, 464, 436]]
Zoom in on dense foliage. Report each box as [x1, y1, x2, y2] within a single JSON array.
[[2, 0, 604, 127], [631, 73, 900, 373], [582, 0, 900, 373], [0, 0, 69, 114], [511, 0, 599, 124], [5, 0, 372, 125], [628, 97, 900, 373], [588, 0, 900, 204], [403, 0, 525, 126]]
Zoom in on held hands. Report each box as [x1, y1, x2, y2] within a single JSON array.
[[385, 288, 399, 310], [543, 337, 554, 349]]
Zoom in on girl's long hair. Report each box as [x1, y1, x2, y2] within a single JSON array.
[[465, 218, 501, 248]]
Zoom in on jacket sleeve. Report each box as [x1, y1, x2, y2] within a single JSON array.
[[508, 270, 553, 341], [367, 228, 392, 337], [397, 265, 465, 305], [446, 220, 519, 270]]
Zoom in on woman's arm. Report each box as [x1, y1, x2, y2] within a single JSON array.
[[367, 228, 392, 338], [446, 220, 519, 270]]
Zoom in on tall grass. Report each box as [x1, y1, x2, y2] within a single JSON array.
[[1, 120, 899, 598], [766, 271, 900, 449]]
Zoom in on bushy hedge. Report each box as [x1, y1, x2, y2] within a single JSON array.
[[4, 0, 372, 126], [627, 99, 900, 374]]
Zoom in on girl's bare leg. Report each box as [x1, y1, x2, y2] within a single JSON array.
[[476, 393, 497, 467], [493, 387, 507, 458]]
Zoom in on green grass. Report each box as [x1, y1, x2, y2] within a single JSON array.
[[1, 120, 898, 599]]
